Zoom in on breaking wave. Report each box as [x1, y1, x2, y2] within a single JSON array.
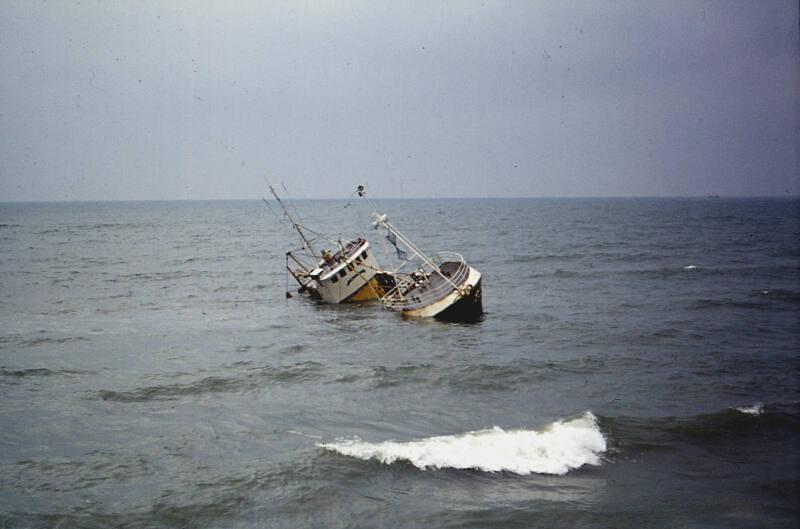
[[318, 412, 606, 475], [736, 402, 765, 416]]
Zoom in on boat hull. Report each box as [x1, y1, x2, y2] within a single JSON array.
[[400, 266, 483, 322], [433, 276, 483, 322]]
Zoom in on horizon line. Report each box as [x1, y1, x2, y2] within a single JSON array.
[[1, 193, 798, 204]]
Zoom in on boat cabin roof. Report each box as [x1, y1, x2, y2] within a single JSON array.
[[318, 238, 370, 280]]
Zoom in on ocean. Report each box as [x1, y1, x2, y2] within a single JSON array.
[[0, 197, 798, 528]]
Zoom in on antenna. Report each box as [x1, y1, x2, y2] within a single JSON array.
[[265, 177, 320, 260], [356, 184, 461, 292]]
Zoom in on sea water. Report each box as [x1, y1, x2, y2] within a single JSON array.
[[0, 197, 798, 528]]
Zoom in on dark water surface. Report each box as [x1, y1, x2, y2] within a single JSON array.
[[1, 198, 798, 528]]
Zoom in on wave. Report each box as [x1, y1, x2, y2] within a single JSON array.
[[96, 377, 242, 402], [94, 362, 324, 402], [524, 269, 585, 279], [443, 363, 547, 392], [659, 405, 795, 441], [443, 358, 608, 392], [318, 411, 606, 475], [613, 264, 800, 281], [750, 289, 800, 303], [10, 451, 154, 493], [602, 402, 800, 455], [120, 271, 205, 282], [279, 344, 307, 355], [507, 252, 585, 263], [168, 257, 198, 264], [689, 298, 766, 310], [369, 363, 434, 389], [76, 223, 130, 229], [5, 494, 246, 529], [736, 402, 765, 415], [687, 289, 800, 311], [0, 367, 91, 378], [332, 358, 613, 392], [19, 336, 89, 348], [1, 367, 60, 378]]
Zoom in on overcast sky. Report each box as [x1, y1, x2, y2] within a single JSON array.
[[1, 1, 797, 200]]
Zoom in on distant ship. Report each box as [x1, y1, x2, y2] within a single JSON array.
[[360, 188, 483, 322], [269, 184, 394, 304]]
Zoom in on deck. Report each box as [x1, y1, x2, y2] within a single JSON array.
[[388, 261, 469, 310]]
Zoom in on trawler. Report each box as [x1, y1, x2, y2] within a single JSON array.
[[269, 184, 394, 304], [361, 189, 483, 322]]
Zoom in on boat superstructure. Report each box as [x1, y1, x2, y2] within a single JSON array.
[[366, 204, 483, 322], [290, 236, 395, 304], [268, 184, 394, 304]]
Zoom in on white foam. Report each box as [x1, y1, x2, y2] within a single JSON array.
[[318, 412, 606, 476], [683, 265, 697, 270], [736, 403, 764, 415]]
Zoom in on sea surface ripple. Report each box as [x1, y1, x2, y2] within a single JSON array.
[[0, 198, 798, 528]]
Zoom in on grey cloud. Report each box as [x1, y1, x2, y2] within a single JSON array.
[[0, 0, 797, 200]]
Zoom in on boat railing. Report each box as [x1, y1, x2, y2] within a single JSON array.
[[382, 252, 468, 311], [431, 251, 466, 269]]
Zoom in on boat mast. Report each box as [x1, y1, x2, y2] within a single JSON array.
[[267, 184, 320, 260], [359, 187, 462, 292], [374, 215, 461, 291]]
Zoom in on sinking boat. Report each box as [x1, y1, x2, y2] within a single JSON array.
[[364, 197, 483, 322], [269, 184, 394, 304]]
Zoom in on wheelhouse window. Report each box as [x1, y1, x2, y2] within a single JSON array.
[[339, 269, 346, 278], [361, 251, 367, 260], [331, 274, 338, 284]]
